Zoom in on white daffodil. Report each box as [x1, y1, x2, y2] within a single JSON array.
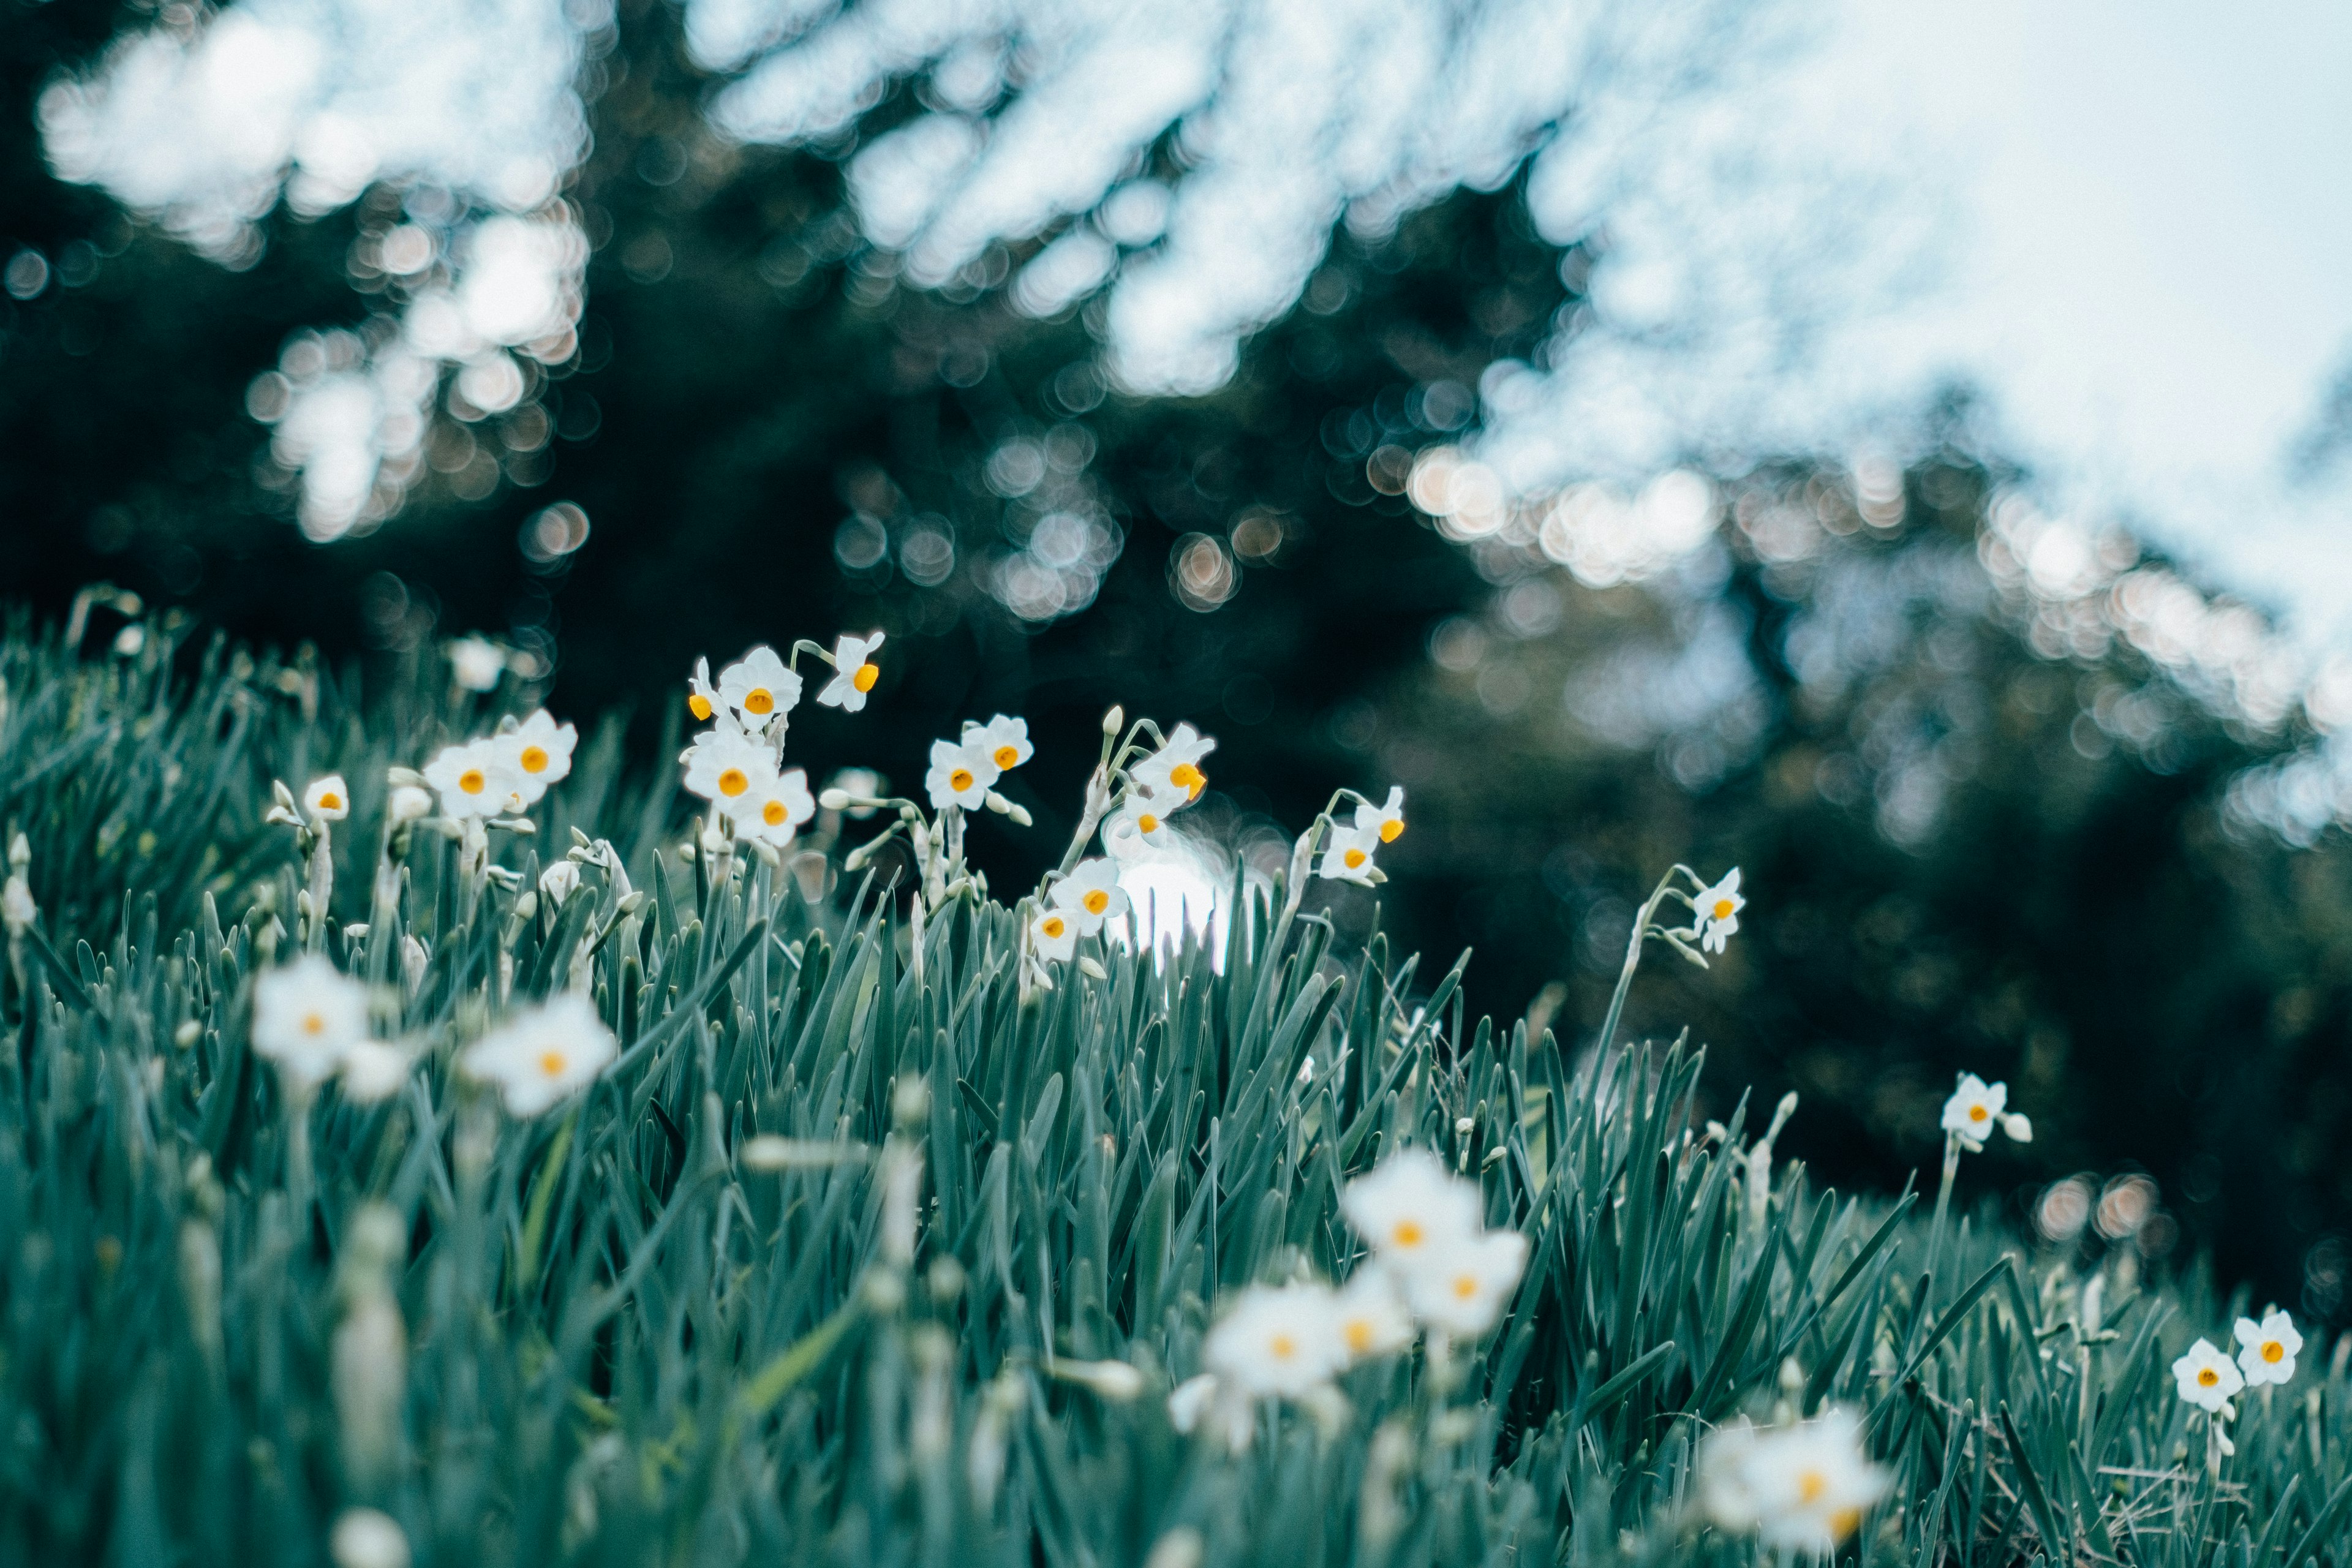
[[1131, 722, 1215, 805], [1341, 1148, 1485, 1279], [1698, 1408, 1888, 1555], [816, 631, 886, 711], [252, 955, 369, 1092], [1103, 791, 1180, 858], [1050, 858, 1129, 936], [925, 737, 1000, 811], [737, 767, 816, 848], [1939, 1073, 2024, 1152], [685, 656, 720, 722], [683, 728, 772, 811], [1332, 1270, 1417, 1363], [303, 774, 352, 823], [2234, 1311, 2302, 1386], [1031, 907, 1079, 963], [460, 992, 618, 1117], [495, 710, 577, 807], [1399, 1229, 1528, 1337], [717, 645, 802, 726], [423, 739, 521, 821], [447, 635, 505, 692], [338, 1040, 411, 1104], [2173, 1338, 2244, 1412], [1204, 1283, 1347, 1399], [1354, 785, 1406, 845], [967, 714, 1033, 774], [539, 861, 579, 907], [1317, 826, 1381, 886], [1694, 867, 1744, 954]]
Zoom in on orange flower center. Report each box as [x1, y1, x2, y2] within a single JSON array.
[[1041, 916, 1066, 940], [1084, 890, 1109, 914], [852, 662, 880, 693], [1170, 762, 1205, 797], [1712, 898, 1736, 919], [744, 687, 774, 715], [763, 801, 788, 826], [688, 692, 713, 720], [318, 791, 342, 811], [1452, 1275, 1477, 1300], [1380, 818, 1403, 843], [1830, 1507, 1861, 1540], [718, 768, 748, 797], [1344, 1319, 1374, 1354], [2263, 1341, 2285, 1363], [950, 768, 974, 792], [459, 769, 486, 794], [301, 1012, 326, 1036], [538, 1050, 567, 1077], [1969, 1104, 1989, 1121], [1268, 1333, 1296, 1361], [1797, 1471, 1826, 1504], [2198, 1368, 2218, 1387], [1343, 848, 1367, 869], [1137, 813, 1159, 834], [1392, 1219, 1423, 1248], [994, 745, 1020, 769], [519, 745, 548, 774]]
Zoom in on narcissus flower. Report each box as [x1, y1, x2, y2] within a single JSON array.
[[303, 774, 352, 823], [1694, 867, 1744, 954], [1354, 785, 1406, 844], [2234, 1311, 2302, 1385], [1332, 1270, 1416, 1363], [967, 714, 1033, 774], [685, 656, 720, 722], [1030, 907, 1078, 963], [253, 955, 369, 1092], [1317, 826, 1381, 886], [460, 992, 618, 1117], [447, 635, 505, 692], [1940, 1073, 2026, 1153], [423, 739, 520, 820], [496, 710, 577, 806], [717, 645, 802, 726], [737, 767, 816, 847], [1341, 1148, 1484, 1277], [1103, 792, 1178, 856], [1132, 723, 1215, 804], [1204, 1283, 1346, 1398], [2173, 1338, 2244, 1412], [1399, 1229, 1528, 1337], [684, 728, 771, 809], [816, 631, 886, 712], [925, 737, 1000, 811], [1698, 1408, 1888, 1555], [338, 1040, 411, 1104], [1050, 858, 1129, 935]]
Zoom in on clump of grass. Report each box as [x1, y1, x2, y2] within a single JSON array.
[[0, 614, 2345, 1567]]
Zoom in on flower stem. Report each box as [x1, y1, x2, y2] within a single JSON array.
[[1924, 1134, 1962, 1287], [1594, 874, 1678, 1060]]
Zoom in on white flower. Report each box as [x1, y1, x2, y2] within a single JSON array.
[[2, 875, 35, 937], [682, 728, 772, 810], [253, 954, 369, 1093], [1167, 1373, 1219, 1433], [422, 739, 521, 821], [495, 710, 577, 807], [2173, 1338, 2244, 1412], [1940, 1074, 2022, 1152], [1317, 825, 1381, 885], [717, 645, 803, 726], [330, 1507, 412, 1568], [388, 785, 433, 823], [1341, 1148, 1485, 1278], [1398, 1229, 1528, 1338], [1131, 722, 1215, 805], [539, 861, 579, 907], [1031, 907, 1079, 963], [447, 636, 505, 692], [967, 714, 1033, 774], [460, 992, 618, 1117], [338, 1040, 410, 1104], [1697, 1408, 1888, 1555], [685, 655, 720, 722], [737, 767, 816, 847], [1694, 867, 1744, 954], [1204, 1283, 1347, 1399], [1103, 791, 1179, 858], [1353, 785, 1406, 845], [1050, 858, 1129, 935], [1332, 1271, 1417, 1363], [1168, 1373, 1257, 1451], [815, 631, 886, 711], [303, 774, 352, 823], [925, 737, 1000, 811], [2234, 1311, 2302, 1386]]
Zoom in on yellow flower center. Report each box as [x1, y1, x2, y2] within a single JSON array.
[[318, 791, 342, 811], [688, 692, 713, 720], [1343, 848, 1367, 869], [459, 768, 486, 795], [2263, 1341, 2285, 1363], [1268, 1333, 1296, 1361], [519, 745, 548, 774], [1392, 1219, 1423, 1248], [763, 800, 788, 826], [950, 768, 974, 793], [1797, 1470, 1827, 1505], [744, 687, 774, 715], [1829, 1507, 1861, 1540], [1969, 1104, 1989, 1121], [1084, 890, 1109, 914], [1452, 1275, 1478, 1300], [1380, 818, 1403, 843], [2198, 1368, 2218, 1387], [1170, 761, 1205, 797], [1041, 916, 1066, 940], [538, 1049, 567, 1077], [301, 1012, 326, 1036], [1711, 898, 1736, 920], [852, 662, 880, 693], [1138, 813, 1159, 834], [718, 768, 749, 797], [1344, 1319, 1374, 1354], [994, 745, 1020, 769]]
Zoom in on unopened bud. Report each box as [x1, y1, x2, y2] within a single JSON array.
[[388, 786, 432, 823], [2002, 1113, 2034, 1144], [1077, 956, 1107, 981], [1054, 1358, 1145, 1401], [1102, 704, 1125, 736], [1145, 1528, 1205, 1568], [384, 766, 428, 790], [818, 788, 851, 811], [330, 1508, 411, 1568]]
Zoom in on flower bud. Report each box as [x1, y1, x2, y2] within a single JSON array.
[[330, 1508, 411, 1568], [818, 788, 851, 811], [539, 861, 578, 907], [1055, 1358, 1146, 1401], [388, 786, 432, 823], [2002, 1113, 2034, 1144], [1102, 704, 1125, 735]]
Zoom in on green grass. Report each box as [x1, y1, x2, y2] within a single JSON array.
[[0, 614, 2346, 1567]]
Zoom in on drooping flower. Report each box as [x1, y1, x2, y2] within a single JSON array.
[[1341, 1148, 1484, 1280], [2173, 1338, 2244, 1412], [1697, 1408, 1889, 1555], [1694, 867, 1744, 954], [737, 767, 817, 848], [685, 656, 719, 722], [303, 774, 352, 823], [1332, 1270, 1417, 1363], [460, 992, 619, 1117], [967, 714, 1033, 774], [1398, 1229, 1528, 1337], [925, 737, 1000, 811], [1204, 1283, 1347, 1399], [1317, 825, 1381, 886], [1939, 1073, 2024, 1152], [423, 739, 521, 820], [1031, 907, 1078, 964], [253, 955, 369, 1093], [496, 710, 577, 807], [816, 631, 886, 712], [683, 728, 772, 810], [1354, 785, 1406, 845], [1050, 858, 1129, 936], [2234, 1311, 2303, 1386], [1131, 722, 1215, 804], [717, 645, 803, 726]]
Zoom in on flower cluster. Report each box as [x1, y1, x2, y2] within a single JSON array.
[[1697, 1407, 1890, 1555], [925, 715, 1031, 811], [679, 636, 880, 851], [1104, 721, 1217, 856], [1939, 1072, 2032, 1153], [421, 709, 579, 821], [1316, 786, 1405, 887], [2173, 1308, 2302, 1458]]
